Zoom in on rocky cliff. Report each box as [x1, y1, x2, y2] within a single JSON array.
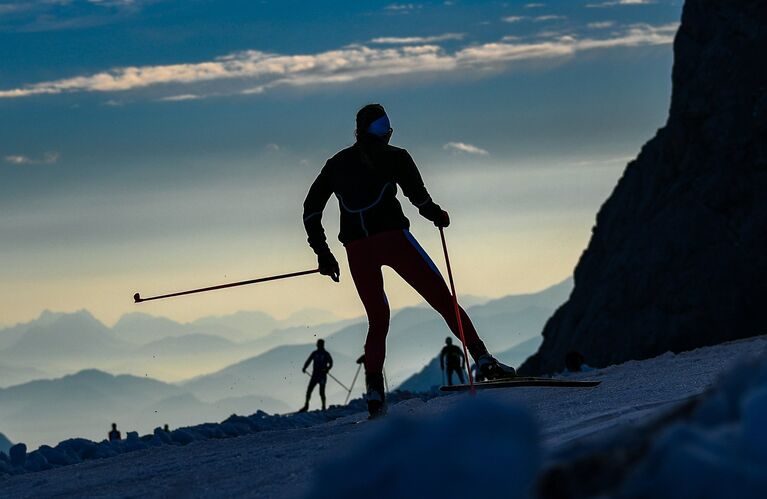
[[520, 0, 767, 375]]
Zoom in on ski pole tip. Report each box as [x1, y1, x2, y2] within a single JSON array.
[[133, 292, 142, 303]]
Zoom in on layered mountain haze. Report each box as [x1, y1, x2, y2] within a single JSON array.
[[0, 364, 49, 389], [0, 308, 355, 384], [0, 369, 289, 449], [0, 279, 571, 447]]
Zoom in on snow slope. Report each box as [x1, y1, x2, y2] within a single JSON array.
[[2, 336, 766, 498]]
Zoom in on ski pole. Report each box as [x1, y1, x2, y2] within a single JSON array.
[[328, 372, 350, 392], [439, 227, 475, 394], [345, 363, 362, 404], [305, 370, 349, 392], [134, 268, 320, 303]]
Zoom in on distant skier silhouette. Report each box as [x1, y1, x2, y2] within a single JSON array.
[[299, 339, 333, 412], [440, 337, 466, 386], [108, 423, 121, 441], [302, 103, 515, 418]]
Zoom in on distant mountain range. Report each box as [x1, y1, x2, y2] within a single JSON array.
[[0, 369, 289, 449], [0, 308, 356, 385], [0, 279, 571, 447]]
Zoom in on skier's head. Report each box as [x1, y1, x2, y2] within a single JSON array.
[[356, 104, 392, 144], [445, 337, 452, 345], [317, 339, 325, 349], [111, 423, 117, 430]]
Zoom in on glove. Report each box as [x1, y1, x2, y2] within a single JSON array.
[[318, 251, 340, 282], [434, 210, 450, 228]]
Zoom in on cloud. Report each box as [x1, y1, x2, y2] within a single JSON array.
[[0, 23, 679, 100], [371, 33, 465, 44], [385, 3, 422, 11], [502, 14, 566, 23], [534, 15, 566, 21], [586, 0, 655, 7], [4, 152, 60, 165], [524, 3, 545, 8], [587, 21, 616, 29], [443, 142, 489, 155], [87, 0, 138, 6], [159, 94, 202, 102]]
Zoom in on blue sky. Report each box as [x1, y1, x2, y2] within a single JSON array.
[[0, 0, 682, 325]]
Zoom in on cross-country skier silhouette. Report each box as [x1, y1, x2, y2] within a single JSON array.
[[440, 337, 466, 386], [302, 103, 515, 418], [299, 339, 333, 412], [108, 423, 121, 441]]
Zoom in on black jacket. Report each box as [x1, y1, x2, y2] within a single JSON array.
[[302, 142, 442, 255], [440, 344, 465, 369], [303, 349, 333, 378]]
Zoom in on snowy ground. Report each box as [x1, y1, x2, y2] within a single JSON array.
[[2, 335, 766, 498]]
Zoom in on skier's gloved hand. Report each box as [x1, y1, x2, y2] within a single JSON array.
[[318, 251, 340, 282], [434, 210, 450, 228]]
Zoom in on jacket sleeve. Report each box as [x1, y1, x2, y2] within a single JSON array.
[[302, 164, 334, 255], [394, 150, 442, 222], [303, 352, 315, 371], [327, 352, 333, 371]]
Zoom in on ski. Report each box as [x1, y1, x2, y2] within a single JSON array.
[[440, 377, 601, 392]]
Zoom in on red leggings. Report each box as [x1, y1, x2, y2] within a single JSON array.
[[345, 230, 487, 375]]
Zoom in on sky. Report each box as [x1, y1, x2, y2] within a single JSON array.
[[0, 0, 683, 327]]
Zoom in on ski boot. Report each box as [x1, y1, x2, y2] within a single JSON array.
[[297, 404, 309, 413], [365, 372, 387, 419], [476, 354, 516, 382]]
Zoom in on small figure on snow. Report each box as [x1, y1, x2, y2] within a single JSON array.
[[299, 339, 334, 412], [440, 337, 466, 386], [108, 423, 121, 442], [302, 104, 516, 418]]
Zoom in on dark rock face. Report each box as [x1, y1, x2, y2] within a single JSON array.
[[521, 0, 767, 375]]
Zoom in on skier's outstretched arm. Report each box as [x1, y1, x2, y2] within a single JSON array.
[[394, 150, 449, 228], [303, 165, 340, 281]]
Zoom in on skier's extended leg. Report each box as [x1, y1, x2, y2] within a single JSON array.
[[346, 241, 389, 417], [391, 230, 516, 380], [457, 367, 465, 384], [390, 231, 486, 358]]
